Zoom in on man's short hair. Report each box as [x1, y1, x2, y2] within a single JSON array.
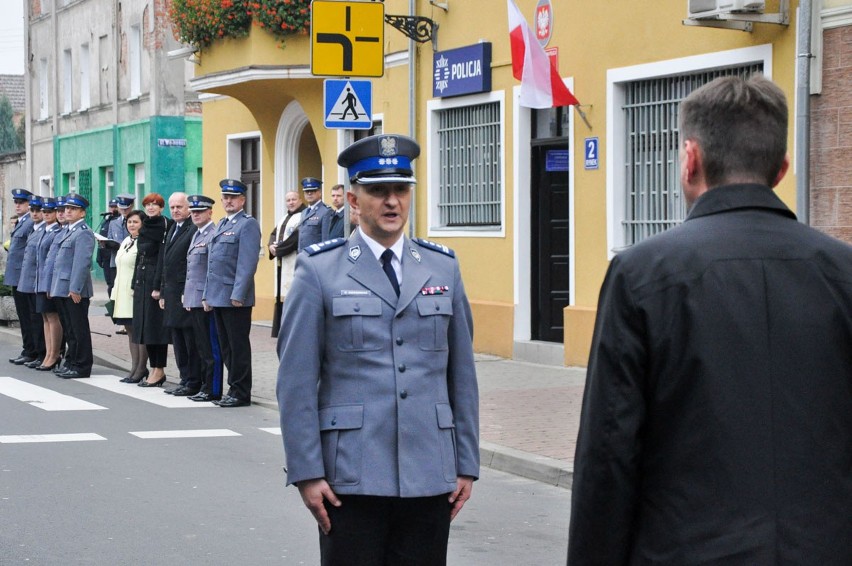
[[679, 75, 787, 188]]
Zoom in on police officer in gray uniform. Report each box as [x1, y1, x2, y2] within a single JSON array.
[[50, 194, 95, 379], [6, 188, 38, 364], [203, 179, 261, 407], [297, 177, 333, 251], [16, 195, 47, 367], [183, 194, 224, 402], [277, 134, 479, 565], [100, 194, 135, 294]]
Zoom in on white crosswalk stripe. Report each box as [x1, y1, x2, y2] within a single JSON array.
[[0, 376, 108, 411], [129, 429, 241, 439], [258, 427, 281, 435], [81, 375, 217, 408], [0, 433, 106, 444]]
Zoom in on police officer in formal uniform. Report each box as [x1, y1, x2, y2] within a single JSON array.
[[203, 179, 261, 407], [96, 198, 120, 295], [297, 177, 333, 251], [104, 194, 134, 258], [277, 134, 479, 565], [34, 198, 63, 371], [16, 195, 47, 368], [50, 194, 95, 379], [183, 195, 224, 402], [6, 188, 38, 364]]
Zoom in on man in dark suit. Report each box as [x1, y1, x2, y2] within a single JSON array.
[[277, 134, 479, 565], [6, 188, 37, 365], [568, 76, 852, 564], [156, 192, 199, 396], [321, 184, 345, 241]]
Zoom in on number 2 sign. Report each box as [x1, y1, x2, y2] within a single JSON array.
[[584, 137, 599, 170]]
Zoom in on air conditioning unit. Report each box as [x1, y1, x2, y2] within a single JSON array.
[[688, 0, 765, 18]]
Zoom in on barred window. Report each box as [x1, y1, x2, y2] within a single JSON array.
[[622, 63, 763, 246], [435, 102, 501, 227]]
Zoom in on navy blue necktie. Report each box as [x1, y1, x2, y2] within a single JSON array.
[[381, 249, 400, 297]]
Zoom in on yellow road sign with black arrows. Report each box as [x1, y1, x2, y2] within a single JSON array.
[[311, 1, 385, 78]]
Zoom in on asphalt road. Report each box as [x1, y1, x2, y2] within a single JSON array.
[[0, 340, 570, 565]]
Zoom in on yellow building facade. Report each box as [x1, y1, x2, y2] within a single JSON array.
[[188, 0, 849, 366]]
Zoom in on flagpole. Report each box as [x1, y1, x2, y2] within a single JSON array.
[[574, 105, 592, 130]]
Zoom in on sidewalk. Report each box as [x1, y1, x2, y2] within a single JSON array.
[[3, 281, 585, 489]]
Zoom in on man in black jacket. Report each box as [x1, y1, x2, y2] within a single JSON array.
[[568, 75, 852, 564]]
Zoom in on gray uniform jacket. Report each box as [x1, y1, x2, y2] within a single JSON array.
[[277, 232, 480, 498], [17, 222, 46, 294], [106, 216, 129, 268], [183, 222, 215, 309], [4, 212, 32, 287], [297, 202, 332, 251], [49, 221, 95, 298], [203, 211, 261, 308], [321, 207, 345, 241], [43, 226, 67, 295], [36, 224, 62, 294]]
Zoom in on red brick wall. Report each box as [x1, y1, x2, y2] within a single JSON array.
[[810, 26, 852, 244]]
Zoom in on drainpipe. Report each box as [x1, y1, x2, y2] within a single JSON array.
[[795, 0, 812, 225], [408, 0, 417, 237]]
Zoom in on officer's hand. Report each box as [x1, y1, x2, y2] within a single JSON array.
[[151, 290, 160, 300], [158, 298, 165, 310], [449, 476, 474, 521], [268, 244, 277, 256], [297, 478, 341, 535], [202, 299, 212, 313], [69, 291, 82, 304], [231, 299, 243, 307]]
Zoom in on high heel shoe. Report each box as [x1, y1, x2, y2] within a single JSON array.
[[120, 369, 148, 383], [138, 375, 166, 388], [36, 361, 59, 371]]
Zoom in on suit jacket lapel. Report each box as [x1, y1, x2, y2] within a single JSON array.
[[396, 239, 431, 315], [345, 232, 398, 308]]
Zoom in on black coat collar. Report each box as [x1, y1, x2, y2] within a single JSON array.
[[686, 184, 797, 222]]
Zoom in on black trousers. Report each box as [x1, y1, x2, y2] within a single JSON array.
[[58, 296, 92, 374], [170, 326, 198, 387], [319, 494, 452, 566], [103, 265, 116, 297], [146, 344, 168, 368], [24, 292, 46, 359], [190, 308, 223, 397], [12, 287, 38, 358], [213, 306, 252, 401]]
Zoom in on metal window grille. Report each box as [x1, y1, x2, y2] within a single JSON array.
[[622, 63, 763, 246], [436, 102, 501, 227]]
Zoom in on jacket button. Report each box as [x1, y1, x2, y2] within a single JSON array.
[[398, 364, 406, 373], [353, 305, 361, 312], [395, 337, 403, 346], [400, 390, 408, 399], [435, 304, 440, 311], [331, 417, 337, 426]]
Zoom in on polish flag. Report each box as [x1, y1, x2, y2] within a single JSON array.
[[507, 0, 579, 108]]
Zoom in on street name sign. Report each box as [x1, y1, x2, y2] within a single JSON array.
[[311, 1, 385, 78], [324, 79, 373, 130]]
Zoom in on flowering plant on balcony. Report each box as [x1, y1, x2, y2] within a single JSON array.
[[169, 0, 252, 49], [248, 0, 312, 41]]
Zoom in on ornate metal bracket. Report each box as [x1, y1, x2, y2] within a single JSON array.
[[384, 14, 439, 48]]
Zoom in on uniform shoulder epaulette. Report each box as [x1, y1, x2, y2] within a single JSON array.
[[305, 238, 346, 256], [80, 224, 89, 230], [412, 238, 455, 258]]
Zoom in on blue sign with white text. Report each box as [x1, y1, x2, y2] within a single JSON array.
[[433, 43, 492, 98], [584, 137, 599, 170]]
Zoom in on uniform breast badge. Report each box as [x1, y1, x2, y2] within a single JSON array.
[[420, 285, 449, 295], [349, 245, 362, 262]]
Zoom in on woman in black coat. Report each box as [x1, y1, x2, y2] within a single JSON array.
[[132, 193, 172, 387]]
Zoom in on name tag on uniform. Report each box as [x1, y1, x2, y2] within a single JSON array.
[[339, 290, 372, 297]]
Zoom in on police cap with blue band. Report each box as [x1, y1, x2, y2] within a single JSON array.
[[219, 178, 247, 196], [64, 193, 89, 209], [301, 177, 322, 191], [337, 134, 420, 185], [115, 193, 135, 209], [42, 197, 58, 211], [108, 198, 118, 207], [11, 188, 33, 202], [56, 196, 66, 208], [188, 194, 215, 211], [28, 195, 44, 210]]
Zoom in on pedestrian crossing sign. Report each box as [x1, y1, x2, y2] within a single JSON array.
[[324, 79, 373, 130]]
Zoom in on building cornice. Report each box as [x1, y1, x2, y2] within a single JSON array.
[[822, 5, 852, 29]]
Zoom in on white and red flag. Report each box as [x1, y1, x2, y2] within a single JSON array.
[[507, 0, 579, 108]]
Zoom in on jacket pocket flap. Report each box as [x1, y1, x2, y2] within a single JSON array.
[[332, 297, 382, 317], [319, 404, 364, 431], [436, 403, 455, 429], [416, 296, 453, 316]]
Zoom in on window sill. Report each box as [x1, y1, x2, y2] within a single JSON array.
[[426, 226, 505, 239]]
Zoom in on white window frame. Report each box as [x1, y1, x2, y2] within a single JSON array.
[[40, 176, 53, 198], [67, 172, 77, 194], [62, 49, 72, 115], [605, 44, 773, 259], [104, 166, 114, 199], [38, 58, 49, 120], [79, 43, 90, 111], [426, 90, 506, 238], [134, 163, 145, 203], [129, 24, 141, 99], [226, 131, 263, 223]]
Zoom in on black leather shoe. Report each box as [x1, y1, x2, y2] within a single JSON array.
[[11, 356, 35, 365], [215, 395, 250, 408], [137, 376, 166, 388], [59, 370, 90, 379], [171, 386, 201, 397], [25, 359, 44, 369], [36, 362, 59, 371], [188, 392, 221, 402], [53, 364, 70, 375]]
